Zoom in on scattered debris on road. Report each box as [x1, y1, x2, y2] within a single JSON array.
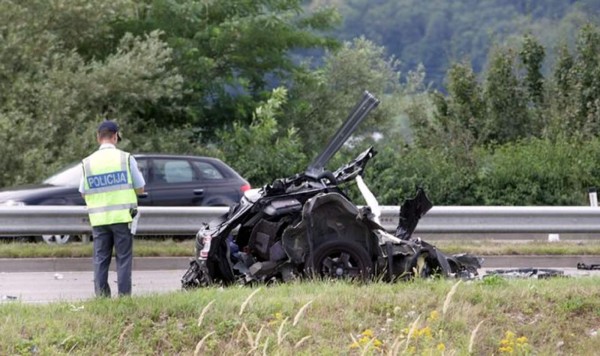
[[485, 268, 565, 279], [577, 262, 600, 270]]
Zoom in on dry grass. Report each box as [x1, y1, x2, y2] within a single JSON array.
[[1, 278, 600, 354]]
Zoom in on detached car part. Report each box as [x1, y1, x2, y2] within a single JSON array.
[[577, 263, 600, 270]]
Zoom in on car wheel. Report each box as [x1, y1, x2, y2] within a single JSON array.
[[306, 239, 374, 280], [41, 234, 71, 244]]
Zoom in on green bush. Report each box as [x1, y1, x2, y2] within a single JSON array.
[[474, 137, 600, 205], [219, 88, 308, 187], [358, 136, 600, 207], [363, 142, 477, 206]]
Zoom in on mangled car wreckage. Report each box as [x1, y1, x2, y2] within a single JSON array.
[[182, 91, 481, 288]]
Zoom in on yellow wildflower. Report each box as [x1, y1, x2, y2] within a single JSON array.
[[428, 310, 440, 321], [437, 343, 446, 352], [497, 330, 531, 354], [361, 329, 375, 338], [359, 336, 370, 345], [516, 336, 528, 345], [268, 312, 285, 326], [499, 345, 514, 354], [415, 326, 433, 338], [350, 331, 384, 352]]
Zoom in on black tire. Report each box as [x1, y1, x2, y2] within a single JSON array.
[[306, 239, 374, 280]]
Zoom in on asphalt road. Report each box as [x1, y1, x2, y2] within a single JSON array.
[[0, 257, 191, 303], [1, 256, 600, 303], [0, 270, 186, 303]]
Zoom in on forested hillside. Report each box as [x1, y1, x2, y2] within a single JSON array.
[[311, 0, 600, 87]]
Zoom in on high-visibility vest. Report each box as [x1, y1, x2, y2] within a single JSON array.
[[82, 149, 138, 226]]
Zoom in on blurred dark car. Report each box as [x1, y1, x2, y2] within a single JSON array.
[[0, 154, 250, 207], [0, 154, 250, 243]]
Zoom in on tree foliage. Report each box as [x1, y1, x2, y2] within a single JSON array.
[[363, 141, 478, 206], [285, 37, 403, 155], [112, 0, 341, 137], [550, 24, 600, 137], [483, 47, 530, 144], [3, 0, 600, 208], [473, 137, 600, 205], [421, 62, 485, 151], [395, 24, 600, 205], [313, 0, 599, 88], [218, 87, 308, 187], [0, 1, 183, 186]]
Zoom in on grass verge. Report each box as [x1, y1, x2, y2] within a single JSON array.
[[0, 239, 194, 258], [1, 278, 599, 354], [431, 239, 600, 255], [2, 239, 600, 258]]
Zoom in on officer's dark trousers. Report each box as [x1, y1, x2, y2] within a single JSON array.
[[92, 223, 133, 297]]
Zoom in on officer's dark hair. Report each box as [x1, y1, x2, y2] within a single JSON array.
[[97, 130, 117, 140]]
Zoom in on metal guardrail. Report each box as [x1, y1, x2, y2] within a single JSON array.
[[1, 205, 600, 236], [0, 206, 227, 236], [381, 206, 600, 233]]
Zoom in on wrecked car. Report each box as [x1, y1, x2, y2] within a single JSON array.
[[181, 91, 481, 288]]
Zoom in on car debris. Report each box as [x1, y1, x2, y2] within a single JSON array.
[[484, 268, 565, 279], [181, 91, 482, 288], [577, 263, 600, 270]]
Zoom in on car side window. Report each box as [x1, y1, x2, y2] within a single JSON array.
[[135, 158, 149, 182], [153, 159, 196, 183], [192, 161, 224, 180]]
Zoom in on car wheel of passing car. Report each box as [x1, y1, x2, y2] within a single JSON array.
[[306, 239, 374, 280], [41, 234, 71, 244]]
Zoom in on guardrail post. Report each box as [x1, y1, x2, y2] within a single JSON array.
[[589, 187, 598, 207], [548, 233, 560, 242]]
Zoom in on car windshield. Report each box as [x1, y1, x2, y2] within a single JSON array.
[[42, 163, 82, 187]]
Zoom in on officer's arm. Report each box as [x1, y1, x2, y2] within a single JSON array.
[[129, 155, 146, 196], [79, 164, 86, 198]]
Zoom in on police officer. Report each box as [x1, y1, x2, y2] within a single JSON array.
[[79, 120, 145, 297]]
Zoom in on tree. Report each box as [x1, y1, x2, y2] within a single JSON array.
[[519, 34, 546, 133], [218, 87, 308, 186], [424, 62, 486, 151], [316, 0, 598, 89], [520, 34, 545, 106], [410, 37, 547, 149], [285, 37, 404, 157], [483, 47, 530, 144], [549, 24, 600, 138], [111, 0, 341, 138], [0, 1, 183, 186]]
